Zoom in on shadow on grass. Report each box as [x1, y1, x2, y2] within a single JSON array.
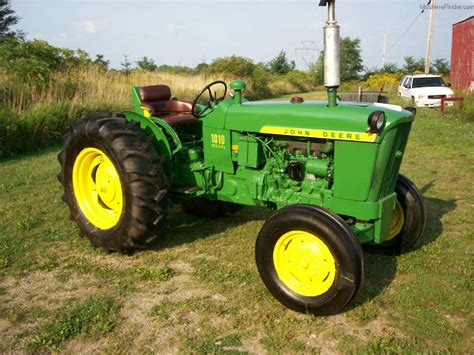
[[350, 192, 457, 309], [416, 196, 457, 248], [0, 144, 61, 164], [150, 206, 272, 251]]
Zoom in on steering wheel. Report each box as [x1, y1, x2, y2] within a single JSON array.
[[192, 81, 228, 118]]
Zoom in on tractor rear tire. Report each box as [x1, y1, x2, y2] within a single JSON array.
[[255, 204, 364, 316], [366, 174, 427, 254], [57, 112, 169, 252]]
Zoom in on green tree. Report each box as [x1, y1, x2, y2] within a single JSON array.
[[73, 49, 92, 67], [157, 65, 193, 74], [0, 38, 77, 83], [136, 56, 157, 71], [402, 56, 425, 74], [432, 58, 450, 76], [93, 54, 109, 70], [0, 0, 19, 40], [194, 62, 209, 73], [250, 63, 271, 98], [312, 37, 364, 84], [380, 63, 399, 74], [340, 37, 364, 82], [268, 50, 296, 75], [121, 53, 133, 75], [208, 56, 255, 77], [311, 55, 324, 85], [361, 63, 402, 81]]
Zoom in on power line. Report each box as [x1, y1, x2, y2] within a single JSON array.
[[386, 13, 423, 54], [386, 0, 431, 54]]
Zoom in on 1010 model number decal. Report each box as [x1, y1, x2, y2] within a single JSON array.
[[211, 134, 226, 149]]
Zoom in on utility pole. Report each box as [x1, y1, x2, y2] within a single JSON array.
[[425, 0, 435, 74], [381, 32, 387, 68]]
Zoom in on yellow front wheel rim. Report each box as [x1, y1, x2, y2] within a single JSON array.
[[273, 230, 336, 297], [389, 200, 405, 239], [72, 148, 123, 230]]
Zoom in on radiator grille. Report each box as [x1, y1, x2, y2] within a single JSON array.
[[379, 124, 411, 198]]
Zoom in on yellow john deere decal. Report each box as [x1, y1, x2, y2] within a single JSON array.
[[260, 126, 377, 143]]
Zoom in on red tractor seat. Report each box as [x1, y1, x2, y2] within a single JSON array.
[[139, 85, 198, 126]]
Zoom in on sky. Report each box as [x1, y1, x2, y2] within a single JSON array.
[[11, 0, 474, 70]]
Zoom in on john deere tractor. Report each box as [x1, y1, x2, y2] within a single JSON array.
[[58, 0, 426, 315]]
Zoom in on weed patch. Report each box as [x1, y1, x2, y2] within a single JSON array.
[[149, 299, 174, 320], [28, 295, 120, 350], [136, 266, 174, 282]]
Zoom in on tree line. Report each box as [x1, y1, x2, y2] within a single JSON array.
[[1, 0, 450, 88]]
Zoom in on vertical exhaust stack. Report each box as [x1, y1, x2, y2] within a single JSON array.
[[320, 0, 340, 107]]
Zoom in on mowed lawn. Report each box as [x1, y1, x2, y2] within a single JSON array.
[[0, 93, 472, 353]]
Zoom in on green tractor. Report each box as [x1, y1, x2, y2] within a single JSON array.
[[58, 0, 426, 315]]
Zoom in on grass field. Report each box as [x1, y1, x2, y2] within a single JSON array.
[[0, 93, 472, 353]]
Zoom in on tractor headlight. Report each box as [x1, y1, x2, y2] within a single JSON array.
[[367, 111, 386, 133]]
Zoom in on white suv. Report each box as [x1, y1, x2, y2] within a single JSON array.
[[398, 74, 454, 108]]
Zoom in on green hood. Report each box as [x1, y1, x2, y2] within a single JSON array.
[[225, 101, 413, 142]]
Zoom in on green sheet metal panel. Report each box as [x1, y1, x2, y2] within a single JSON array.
[[237, 135, 264, 168], [203, 127, 234, 174], [333, 141, 378, 201]]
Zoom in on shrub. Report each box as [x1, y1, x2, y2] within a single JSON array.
[[247, 64, 271, 99], [444, 94, 473, 122], [0, 101, 124, 157], [365, 73, 400, 92], [0, 38, 90, 85], [207, 55, 255, 78], [284, 71, 314, 92], [157, 65, 194, 75]]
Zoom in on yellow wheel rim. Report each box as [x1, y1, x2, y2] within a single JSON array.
[[72, 148, 123, 230], [273, 230, 336, 297], [389, 200, 405, 239]]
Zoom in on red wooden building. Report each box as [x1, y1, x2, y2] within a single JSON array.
[[450, 16, 473, 92]]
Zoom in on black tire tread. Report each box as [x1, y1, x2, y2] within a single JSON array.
[[255, 204, 364, 316], [58, 112, 168, 251], [398, 174, 427, 252], [365, 174, 427, 254]]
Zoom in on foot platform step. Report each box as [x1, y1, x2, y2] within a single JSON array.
[[173, 185, 202, 194]]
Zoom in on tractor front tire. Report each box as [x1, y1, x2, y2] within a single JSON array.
[[255, 204, 364, 316], [58, 113, 169, 252], [369, 174, 427, 254]]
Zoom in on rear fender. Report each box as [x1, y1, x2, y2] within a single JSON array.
[[122, 110, 181, 175]]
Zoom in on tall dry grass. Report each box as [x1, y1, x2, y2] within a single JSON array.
[[1, 68, 225, 114], [0, 67, 314, 157], [1, 67, 314, 113]]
